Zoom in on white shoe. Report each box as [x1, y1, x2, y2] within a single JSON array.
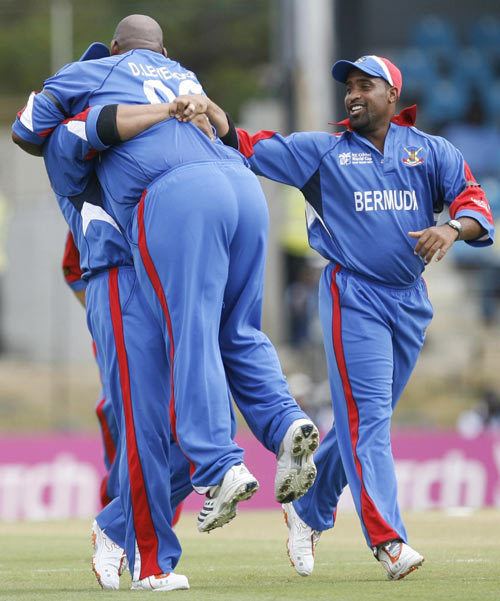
[[275, 419, 319, 503], [91, 520, 127, 590], [282, 502, 321, 576], [376, 541, 424, 580], [131, 572, 189, 591], [197, 463, 259, 533]]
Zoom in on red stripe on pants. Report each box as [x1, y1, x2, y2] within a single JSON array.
[[137, 191, 178, 441], [330, 265, 400, 547], [95, 396, 116, 508], [136, 192, 197, 477], [109, 267, 161, 578]]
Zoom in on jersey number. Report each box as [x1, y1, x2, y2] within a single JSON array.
[[142, 80, 203, 104]]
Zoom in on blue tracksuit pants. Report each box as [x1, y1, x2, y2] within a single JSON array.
[[97, 437, 193, 554], [93, 160, 309, 579], [294, 263, 433, 548], [87, 267, 181, 579]]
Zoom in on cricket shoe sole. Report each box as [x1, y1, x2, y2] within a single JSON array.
[[275, 419, 320, 503]]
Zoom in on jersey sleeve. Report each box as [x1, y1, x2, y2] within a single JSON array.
[[12, 90, 68, 146], [12, 60, 110, 147], [82, 105, 112, 151], [62, 230, 86, 292], [434, 137, 494, 246], [236, 128, 332, 188]]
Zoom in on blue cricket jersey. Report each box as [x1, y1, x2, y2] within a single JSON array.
[[13, 49, 204, 144], [236, 114, 495, 287]]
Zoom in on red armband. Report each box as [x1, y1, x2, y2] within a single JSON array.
[[449, 162, 494, 225]]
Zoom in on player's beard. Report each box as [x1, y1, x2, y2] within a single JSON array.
[[350, 107, 388, 138], [349, 106, 374, 134]]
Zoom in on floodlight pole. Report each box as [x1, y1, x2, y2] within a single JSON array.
[[50, 0, 74, 72], [291, 0, 336, 131]]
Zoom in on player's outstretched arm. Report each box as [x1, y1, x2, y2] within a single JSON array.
[[178, 95, 333, 187], [64, 101, 215, 156]]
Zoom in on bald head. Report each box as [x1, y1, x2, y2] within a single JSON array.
[[111, 14, 165, 55]]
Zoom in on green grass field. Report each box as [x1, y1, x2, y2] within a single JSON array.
[[1, 510, 499, 601]]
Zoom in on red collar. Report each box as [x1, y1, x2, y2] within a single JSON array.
[[332, 104, 417, 131]]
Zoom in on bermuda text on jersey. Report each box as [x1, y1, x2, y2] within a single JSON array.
[[354, 189, 418, 212]]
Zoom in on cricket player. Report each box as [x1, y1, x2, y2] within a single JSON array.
[[177, 56, 495, 580]]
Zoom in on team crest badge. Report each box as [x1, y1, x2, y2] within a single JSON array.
[[402, 146, 424, 166]]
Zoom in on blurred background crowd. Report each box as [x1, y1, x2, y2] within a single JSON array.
[[0, 0, 499, 439]]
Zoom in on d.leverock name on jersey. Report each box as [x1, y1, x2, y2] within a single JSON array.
[[127, 62, 196, 82], [354, 190, 419, 212]]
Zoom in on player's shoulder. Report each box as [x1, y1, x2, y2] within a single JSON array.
[[47, 52, 126, 83], [162, 55, 198, 78], [398, 125, 462, 161], [405, 125, 455, 150], [330, 129, 349, 146]]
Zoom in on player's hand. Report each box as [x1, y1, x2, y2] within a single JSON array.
[[173, 94, 209, 121], [192, 114, 215, 140], [408, 225, 459, 264]]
